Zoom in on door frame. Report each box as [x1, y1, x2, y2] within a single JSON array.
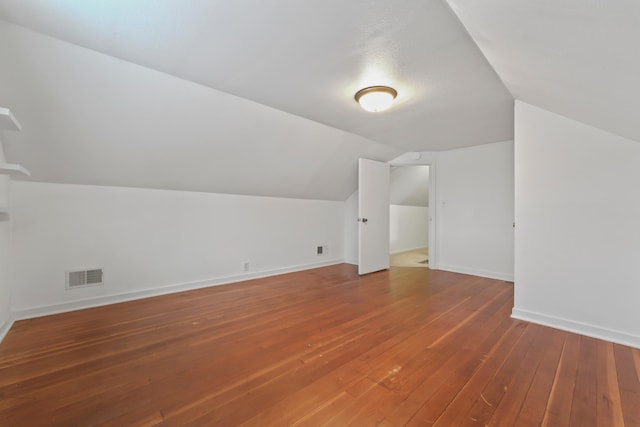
[[388, 152, 438, 269]]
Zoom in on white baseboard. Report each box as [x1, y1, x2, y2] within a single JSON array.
[[437, 263, 514, 282], [512, 307, 640, 350], [11, 258, 344, 322], [0, 315, 15, 343]]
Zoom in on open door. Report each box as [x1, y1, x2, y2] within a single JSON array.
[[358, 158, 390, 275]]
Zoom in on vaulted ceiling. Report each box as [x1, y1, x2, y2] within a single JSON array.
[[0, 1, 637, 200], [390, 166, 429, 207], [446, 0, 640, 143]]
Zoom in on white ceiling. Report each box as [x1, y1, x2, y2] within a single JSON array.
[[0, 19, 400, 201], [446, 0, 640, 142], [2, 1, 636, 201], [0, 0, 513, 152], [390, 166, 429, 207]]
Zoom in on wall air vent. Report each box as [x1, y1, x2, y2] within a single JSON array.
[[66, 268, 104, 289]]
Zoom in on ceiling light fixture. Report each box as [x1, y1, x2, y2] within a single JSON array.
[[354, 86, 398, 112]]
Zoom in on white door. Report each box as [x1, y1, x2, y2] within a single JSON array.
[[358, 158, 390, 275]]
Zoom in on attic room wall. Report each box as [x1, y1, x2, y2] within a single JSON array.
[[389, 166, 429, 254], [0, 144, 11, 336], [343, 191, 358, 265], [345, 141, 514, 279], [0, 18, 392, 322], [514, 101, 640, 348], [436, 140, 514, 280], [10, 181, 344, 317], [389, 205, 428, 254]]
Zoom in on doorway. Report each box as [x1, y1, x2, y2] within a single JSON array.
[[389, 165, 430, 268]]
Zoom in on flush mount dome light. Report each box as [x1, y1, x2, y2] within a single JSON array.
[[354, 86, 398, 112]]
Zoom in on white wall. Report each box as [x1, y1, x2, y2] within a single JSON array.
[[0, 144, 11, 337], [389, 152, 439, 268], [10, 181, 344, 316], [343, 191, 358, 265], [389, 205, 428, 254], [437, 141, 514, 280], [348, 145, 514, 279], [513, 101, 640, 348]]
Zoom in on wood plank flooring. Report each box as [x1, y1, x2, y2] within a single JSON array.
[[1, 264, 638, 426]]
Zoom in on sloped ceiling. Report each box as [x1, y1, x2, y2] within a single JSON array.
[[390, 166, 429, 207], [0, 1, 513, 201], [0, 20, 401, 201], [446, 0, 640, 143], [0, 0, 513, 151]]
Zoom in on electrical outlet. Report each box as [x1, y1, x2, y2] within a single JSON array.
[[317, 245, 328, 256], [243, 262, 250, 272]]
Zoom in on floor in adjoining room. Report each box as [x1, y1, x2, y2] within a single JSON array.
[[1, 264, 639, 426], [390, 247, 429, 268]]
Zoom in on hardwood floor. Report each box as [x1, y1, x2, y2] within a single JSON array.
[[1, 264, 638, 426]]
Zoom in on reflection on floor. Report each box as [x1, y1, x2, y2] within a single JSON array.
[[390, 247, 429, 268]]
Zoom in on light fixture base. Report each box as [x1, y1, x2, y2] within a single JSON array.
[[354, 86, 398, 112]]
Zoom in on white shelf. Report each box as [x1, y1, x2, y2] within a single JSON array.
[[0, 163, 31, 176], [0, 107, 22, 132]]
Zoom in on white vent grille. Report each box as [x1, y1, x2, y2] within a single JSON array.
[[66, 268, 103, 289]]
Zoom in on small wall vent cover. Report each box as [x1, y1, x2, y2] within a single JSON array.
[[66, 268, 103, 289]]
